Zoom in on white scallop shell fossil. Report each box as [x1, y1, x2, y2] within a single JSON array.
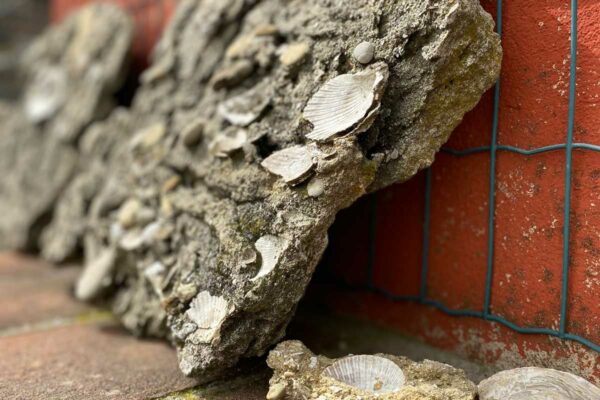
[[321, 355, 405, 394], [186, 291, 231, 344], [261, 145, 316, 185], [209, 129, 247, 157], [252, 235, 288, 281], [303, 63, 388, 141], [478, 367, 600, 400], [218, 84, 270, 127]]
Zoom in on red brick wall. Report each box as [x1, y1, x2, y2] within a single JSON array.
[[321, 0, 600, 383]]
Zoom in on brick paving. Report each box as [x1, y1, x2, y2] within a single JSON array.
[[0, 252, 268, 400]]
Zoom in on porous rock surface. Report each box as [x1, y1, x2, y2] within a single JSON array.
[[0, 4, 132, 251], [46, 0, 501, 380], [266, 340, 477, 400]]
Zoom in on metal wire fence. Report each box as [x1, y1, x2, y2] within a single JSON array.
[[358, 0, 600, 353]]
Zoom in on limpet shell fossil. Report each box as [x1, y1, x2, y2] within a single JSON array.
[[252, 235, 288, 281], [478, 367, 600, 400], [185, 291, 230, 343], [321, 355, 405, 394], [260, 145, 316, 185], [303, 63, 388, 141]]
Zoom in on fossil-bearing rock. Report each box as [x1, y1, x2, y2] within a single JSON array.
[[266, 340, 478, 400], [0, 4, 133, 252], [478, 367, 600, 400], [46, 0, 501, 380]]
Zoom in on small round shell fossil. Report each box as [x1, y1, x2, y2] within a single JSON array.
[[261, 145, 316, 185], [185, 291, 230, 343], [478, 367, 600, 400], [321, 355, 405, 394], [303, 63, 388, 141], [252, 235, 288, 281], [352, 41, 375, 64], [218, 85, 270, 127]]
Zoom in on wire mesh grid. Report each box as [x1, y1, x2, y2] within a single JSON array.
[[356, 0, 600, 353]]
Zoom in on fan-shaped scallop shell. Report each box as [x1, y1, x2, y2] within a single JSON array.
[[303, 63, 388, 141], [321, 355, 405, 394], [185, 291, 230, 343], [478, 367, 600, 400], [261, 145, 316, 185], [252, 235, 288, 281]]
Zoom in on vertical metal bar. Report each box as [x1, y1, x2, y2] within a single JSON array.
[[483, 0, 503, 318], [366, 194, 377, 289], [560, 0, 578, 337], [419, 168, 433, 299]]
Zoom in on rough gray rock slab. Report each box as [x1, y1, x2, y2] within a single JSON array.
[[53, 0, 500, 380], [478, 367, 600, 400], [266, 340, 477, 400], [0, 4, 133, 252]]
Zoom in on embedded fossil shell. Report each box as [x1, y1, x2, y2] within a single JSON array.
[[252, 235, 288, 281], [261, 145, 316, 185], [180, 118, 205, 147], [478, 367, 600, 400], [75, 247, 116, 301], [209, 130, 247, 157], [218, 86, 270, 126], [303, 63, 388, 141], [352, 41, 375, 64], [185, 291, 230, 343], [118, 221, 161, 251], [321, 355, 405, 394], [307, 177, 325, 197], [24, 66, 68, 124]]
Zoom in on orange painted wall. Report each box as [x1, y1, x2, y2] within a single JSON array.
[[317, 0, 600, 383]]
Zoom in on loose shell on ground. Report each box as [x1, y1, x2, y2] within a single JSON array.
[[252, 235, 288, 281], [303, 63, 388, 141], [322, 355, 405, 394], [185, 291, 230, 343], [261, 145, 316, 185], [478, 367, 600, 400]]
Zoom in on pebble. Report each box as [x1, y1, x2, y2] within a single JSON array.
[[266, 382, 287, 400], [117, 199, 142, 229], [211, 60, 255, 90], [180, 118, 204, 147], [352, 41, 375, 64], [280, 42, 310, 67]]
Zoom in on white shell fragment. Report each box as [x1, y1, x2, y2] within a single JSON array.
[[209, 130, 248, 157], [478, 367, 600, 400], [261, 146, 316, 185], [252, 235, 288, 281], [353, 41, 375, 64], [307, 177, 325, 197], [119, 221, 162, 251], [322, 355, 405, 394], [218, 86, 270, 127], [186, 291, 230, 343], [24, 67, 68, 123], [75, 247, 116, 301], [303, 63, 388, 141]]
